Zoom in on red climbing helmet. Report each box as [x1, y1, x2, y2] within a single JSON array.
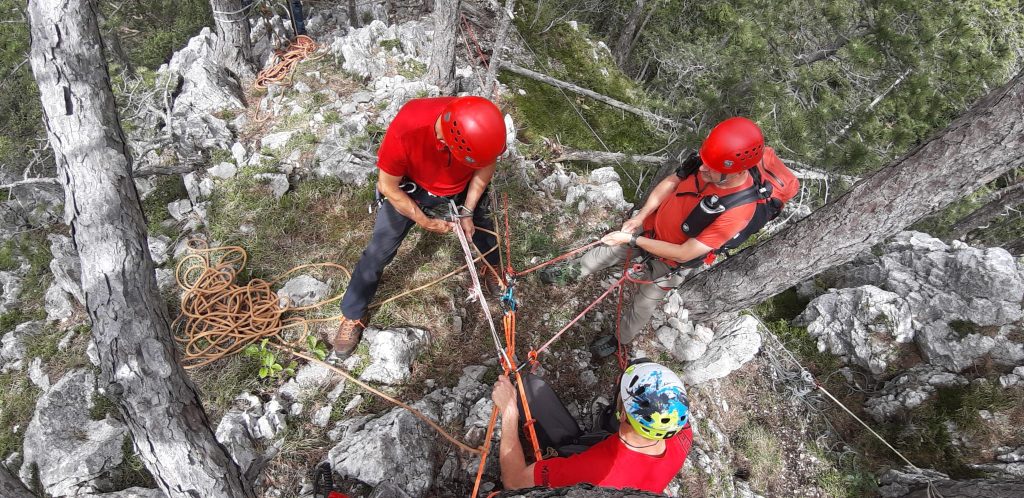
[[698, 117, 765, 174], [440, 96, 507, 168]]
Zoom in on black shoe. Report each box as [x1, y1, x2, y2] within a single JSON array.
[[590, 334, 618, 360], [539, 262, 581, 286]]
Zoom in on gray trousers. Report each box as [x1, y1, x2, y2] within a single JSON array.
[[580, 245, 692, 344]]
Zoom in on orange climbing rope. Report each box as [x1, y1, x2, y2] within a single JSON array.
[[255, 34, 319, 89]]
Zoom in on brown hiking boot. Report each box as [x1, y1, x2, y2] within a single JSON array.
[[479, 265, 504, 298], [333, 317, 365, 358]]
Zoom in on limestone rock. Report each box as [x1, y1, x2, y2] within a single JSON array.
[[27, 357, 49, 391], [278, 275, 331, 308], [215, 410, 258, 472], [19, 369, 127, 496], [166, 199, 193, 221], [208, 161, 238, 179], [657, 317, 714, 362], [0, 271, 22, 314], [681, 315, 762, 385], [539, 167, 575, 196], [254, 173, 290, 199], [44, 284, 74, 322], [260, 131, 295, 151], [359, 327, 430, 385], [798, 285, 914, 375], [278, 361, 336, 401], [48, 234, 85, 305], [1, 321, 45, 373], [147, 235, 172, 266], [863, 365, 968, 422]]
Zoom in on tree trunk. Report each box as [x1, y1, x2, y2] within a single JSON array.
[[348, 0, 360, 28], [612, 0, 646, 67], [948, 179, 1024, 241], [499, 62, 689, 129], [26, 1, 256, 497], [498, 483, 663, 497], [427, 0, 460, 94], [481, 0, 515, 99], [675, 70, 1024, 323], [0, 466, 34, 498], [210, 0, 256, 81]]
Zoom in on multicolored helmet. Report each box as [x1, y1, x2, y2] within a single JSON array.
[[619, 361, 689, 440]]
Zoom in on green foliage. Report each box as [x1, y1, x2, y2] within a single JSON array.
[[948, 319, 979, 338], [378, 39, 402, 51], [810, 442, 878, 497], [0, 0, 41, 173], [243, 339, 297, 380], [306, 335, 329, 362], [0, 371, 41, 458], [101, 0, 213, 69], [141, 175, 189, 238]]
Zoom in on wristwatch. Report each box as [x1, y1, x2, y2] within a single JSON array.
[[629, 233, 640, 248]]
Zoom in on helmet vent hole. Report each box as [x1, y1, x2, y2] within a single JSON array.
[[452, 120, 458, 126], [466, 147, 472, 152]]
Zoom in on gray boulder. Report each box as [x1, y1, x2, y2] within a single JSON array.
[[277, 275, 331, 308], [260, 131, 295, 151], [681, 315, 762, 384], [253, 173, 290, 200], [328, 366, 487, 497], [656, 317, 714, 362], [147, 235, 172, 266], [1, 321, 46, 372], [215, 410, 258, 473], [44, 283, 75, 322], [359, 327, 430, 385], [277, 361, 336, 401], [565, 168, 632, 214], [19, 369, 127, 496], [85, 488, 165, 498], [0, 271, 22, 314], [798, 285, 914, 375], [48, 234, 85, 305], [208, 161, 238, 180], [163, 29, 245, 114], [863, 365, 968, 422]]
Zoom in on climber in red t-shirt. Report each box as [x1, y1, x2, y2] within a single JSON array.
[[491, 360, 693, 493], [578, 117, 770, 351], [333, 96, 507, 357]]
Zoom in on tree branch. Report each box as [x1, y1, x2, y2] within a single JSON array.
[[0, 177, 60, 189]]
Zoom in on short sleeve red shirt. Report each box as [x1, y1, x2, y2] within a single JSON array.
[[643, 173, 757, 249], [532, 426, 693, 493], [376, 97, 478, 196]]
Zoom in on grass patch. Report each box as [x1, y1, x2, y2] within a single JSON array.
[[110, 435, 156, 490], [1, 309, 46, 335], [191, 355, 262, 420], [378, 39, 401, 51], [141, 174, 188, 238], [398, 59, 427, 80], [0, 371, 42, 459], [735, 422, 784, 492], [948, 319, 978, 338], [810, 443, 878, 498]]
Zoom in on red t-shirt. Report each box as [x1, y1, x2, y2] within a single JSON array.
[[376, 97, 478, 196], [643, 172, 757, 249], [532, 426, 693, 493]]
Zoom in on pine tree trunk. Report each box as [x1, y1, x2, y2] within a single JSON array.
[[612, 0, 647, 67], [348, 0, 361, 28], [948, 180, 1024, 241], [427, 0, 460, 94], [675, 70, 1024, 323], [482, 0, 515, 99], [210, 0, 256, 80], [26, 1, 256, 497]]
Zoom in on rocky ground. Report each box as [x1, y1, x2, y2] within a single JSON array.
[[1, 1, 1022, 497]]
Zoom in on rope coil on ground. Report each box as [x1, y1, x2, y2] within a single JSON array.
[[255, 34, 319, 89]]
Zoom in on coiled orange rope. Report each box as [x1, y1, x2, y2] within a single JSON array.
[[255, 34, 319, 89]]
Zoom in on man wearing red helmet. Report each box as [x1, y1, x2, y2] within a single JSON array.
[[581, 117, 773, 347], [333, 96, 507, 356]]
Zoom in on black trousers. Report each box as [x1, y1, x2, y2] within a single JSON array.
[[340, 186, 500, 321], [517, 372, 618, 458]]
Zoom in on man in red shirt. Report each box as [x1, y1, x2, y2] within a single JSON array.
[[580, 117, 768, 348], [492, 360, 692, 493], [333, 96, 507, 356]]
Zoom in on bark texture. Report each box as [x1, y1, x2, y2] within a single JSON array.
[[210, 0, 256, 80], [676, 70, 1024, 323], [481, 0, 515, 99], [501, 62, 687, 129], [948, 179, 1024, 241], [26, 1, 255, 496], [902, 479, 1024, 498], [427, 0, 460, 94], [612, 0, 648, 66]]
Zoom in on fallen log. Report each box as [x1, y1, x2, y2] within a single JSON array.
[[499, 61, 689, 129]]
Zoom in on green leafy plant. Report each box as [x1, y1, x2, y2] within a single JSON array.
[[243, 339, 297, 379], [307, 335, 329, 361]]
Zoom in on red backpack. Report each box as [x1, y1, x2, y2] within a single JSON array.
[[677, 147, 799, 265]]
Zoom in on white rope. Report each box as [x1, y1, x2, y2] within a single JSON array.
[[748, 311, 945, 497], [450, 201, 515, 369]]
